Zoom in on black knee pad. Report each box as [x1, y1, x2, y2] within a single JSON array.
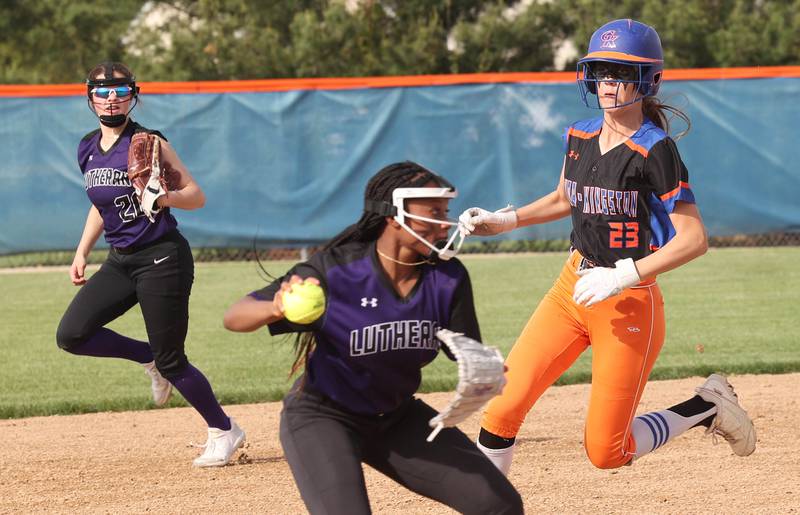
[[55, 322, 86, 351], [153, 353, 190, 381]]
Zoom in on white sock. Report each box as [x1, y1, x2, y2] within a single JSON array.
[[476, 440, 515, 476], [631, 407, 715, 459]]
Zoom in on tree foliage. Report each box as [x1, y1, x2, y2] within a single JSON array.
[[0, 0, 143, 83], [2, 0, 798, 84], [562, 0, 800, 69]]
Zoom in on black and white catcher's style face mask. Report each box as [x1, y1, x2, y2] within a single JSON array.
[[390, 186, 466, 261]]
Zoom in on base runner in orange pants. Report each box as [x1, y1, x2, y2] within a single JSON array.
[[459, 19, 756, 474], [483, 250, 666, 469]]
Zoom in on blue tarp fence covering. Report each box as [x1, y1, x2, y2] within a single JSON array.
[[0, 76, 798, 253]]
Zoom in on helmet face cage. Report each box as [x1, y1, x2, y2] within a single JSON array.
[[577, 60, 659, 109], [391, 186, 465, 261], [576, 19, 664, 110]]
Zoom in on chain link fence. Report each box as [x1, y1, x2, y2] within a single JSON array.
[[2, 232, 797, 268]]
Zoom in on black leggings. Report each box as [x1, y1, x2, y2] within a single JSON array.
[[56, 230, 194, 380], [279, 385, 523, 515]]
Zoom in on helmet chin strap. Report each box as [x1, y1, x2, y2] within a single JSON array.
[[87, 96, 139, 128]]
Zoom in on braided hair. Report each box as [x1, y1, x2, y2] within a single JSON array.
[[290, 160, 449, 377]]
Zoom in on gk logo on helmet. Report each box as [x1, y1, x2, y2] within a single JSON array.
[[600, 30, 618, 48]]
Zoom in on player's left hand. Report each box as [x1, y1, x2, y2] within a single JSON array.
[[573, 258, 641, 307]]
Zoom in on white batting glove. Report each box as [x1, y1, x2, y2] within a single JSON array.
[[573, 258, 641, 307], [458, 205, 517, 236], [140, 176, 166, 222]]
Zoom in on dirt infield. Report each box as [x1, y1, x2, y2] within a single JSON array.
[[2, 373, 797, 514]]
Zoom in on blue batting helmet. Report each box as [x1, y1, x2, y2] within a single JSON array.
[[577, 19, 664, 108]]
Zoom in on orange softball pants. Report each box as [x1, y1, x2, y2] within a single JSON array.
[[481, 250, 665, 469]]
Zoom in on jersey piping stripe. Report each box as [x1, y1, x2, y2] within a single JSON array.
[[659, 181, 691, 201], [624, 139, 649, 157], [568, 127, 601, 140], [581, 51, 663, 63]]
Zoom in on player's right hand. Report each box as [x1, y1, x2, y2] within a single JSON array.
[[272, 275, 321, 319], [70, 254, 88, 285], [458, 206, 518, 236]]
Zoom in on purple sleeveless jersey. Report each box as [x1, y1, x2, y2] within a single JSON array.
[[252, 241, 481, 416], [77, 121, 177, 249]]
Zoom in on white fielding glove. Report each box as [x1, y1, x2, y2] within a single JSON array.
[[573, 258, 641, 307], [427, 329, 506, 442], [458, 205, 517, 236]]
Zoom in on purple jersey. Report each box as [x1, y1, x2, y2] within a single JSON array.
[[252, 241, 480, 415], [77, 121, 177, 249]]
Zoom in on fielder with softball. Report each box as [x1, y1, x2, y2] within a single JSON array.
[[224, 162, 522, 515]]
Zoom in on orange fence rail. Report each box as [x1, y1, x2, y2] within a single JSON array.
[[1, 66, 798, 98]]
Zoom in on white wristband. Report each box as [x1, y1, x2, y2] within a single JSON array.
[[614, 258, 641, 289], [496, 207, 518, 234]]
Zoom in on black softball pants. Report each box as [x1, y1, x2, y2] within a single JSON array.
[[279, 385, 524, 515], [56, 230, 194, 380]]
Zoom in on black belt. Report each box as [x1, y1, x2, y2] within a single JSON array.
[[570, 246, 598, 271], [112, 230, 177, 255], [578, 257, 597, 271]]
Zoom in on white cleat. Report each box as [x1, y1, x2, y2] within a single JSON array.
[[695, 374, 756, 456], [193, 419, 246, 468], [142, 361, 173, 407]]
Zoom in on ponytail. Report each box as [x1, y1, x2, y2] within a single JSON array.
[[642, 96, 691, 140]]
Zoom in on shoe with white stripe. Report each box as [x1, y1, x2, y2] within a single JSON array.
[[695, 374, 756, 456]]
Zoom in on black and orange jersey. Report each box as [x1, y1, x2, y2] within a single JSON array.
[[562, 117, 695, 267]]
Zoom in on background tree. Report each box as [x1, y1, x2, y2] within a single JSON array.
[[0, 0, 143, 83], [1, 0, 798, 84], [450, 1, 570, 73]]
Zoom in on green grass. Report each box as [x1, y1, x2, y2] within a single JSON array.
[[1, 247, 798, 418]]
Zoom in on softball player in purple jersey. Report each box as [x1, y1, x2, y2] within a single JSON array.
[[224, 162, 523, 515], [56, 62, 244, 467]]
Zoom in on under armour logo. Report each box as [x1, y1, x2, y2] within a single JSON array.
[[361, 297, 378, 308], [568, 150, 580, 161], [88, 155, 93, 161]]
